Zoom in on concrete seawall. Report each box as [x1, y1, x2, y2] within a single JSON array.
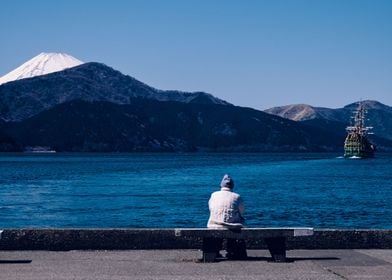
[[1, 229, 392, 251]]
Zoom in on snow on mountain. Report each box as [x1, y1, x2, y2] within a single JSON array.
[[0, 52, 83, 85]]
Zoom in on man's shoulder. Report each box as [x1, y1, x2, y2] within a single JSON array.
[[211, 190, 223, 196], [231, 192, 241, 198], [212, 190, 241, 197]]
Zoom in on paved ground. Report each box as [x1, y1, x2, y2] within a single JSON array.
[[1, 249, 392, 280]]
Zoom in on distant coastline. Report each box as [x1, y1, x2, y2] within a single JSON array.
[[1, 60, 391, 153]]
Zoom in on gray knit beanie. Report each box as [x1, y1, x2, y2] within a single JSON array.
[[220, 174, 234, 189]]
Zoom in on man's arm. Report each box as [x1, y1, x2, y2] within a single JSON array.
[[238, 196, 245, 220]]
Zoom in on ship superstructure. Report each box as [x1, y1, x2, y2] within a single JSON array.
[[344, 102, 375, 158]]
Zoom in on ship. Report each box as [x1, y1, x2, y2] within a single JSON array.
[[344, 102, 375, 158]]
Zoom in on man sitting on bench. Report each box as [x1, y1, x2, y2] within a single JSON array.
[[207, 174, 247, 259]]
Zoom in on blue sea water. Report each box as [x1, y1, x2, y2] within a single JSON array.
[[0, 153, 391, 229]]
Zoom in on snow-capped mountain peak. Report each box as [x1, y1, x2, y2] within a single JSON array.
[[0, 52, 83, 85]]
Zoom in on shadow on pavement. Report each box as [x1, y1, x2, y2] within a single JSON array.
[[242, 257, 340, 262], [196, 256, 341, 263], [0, 260, 32, 264]]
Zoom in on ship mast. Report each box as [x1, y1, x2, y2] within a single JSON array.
[[346, 102, 373, 136]]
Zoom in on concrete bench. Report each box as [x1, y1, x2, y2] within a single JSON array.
[[174, 228, 314, 262]]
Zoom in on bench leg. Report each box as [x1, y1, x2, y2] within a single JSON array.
[[202, 238, 221, 262], [265, 237, 287, 262]]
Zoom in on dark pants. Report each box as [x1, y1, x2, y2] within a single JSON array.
[[215, 238, 247, 259]]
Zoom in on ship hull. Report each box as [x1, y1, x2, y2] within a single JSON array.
[[344, 134, 375, 158]]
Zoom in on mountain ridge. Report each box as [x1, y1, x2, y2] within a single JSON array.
[[265, 100, 392, 141], [0, 62, 230, 121], [1, 98, 347, 152]]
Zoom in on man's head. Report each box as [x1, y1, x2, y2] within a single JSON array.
[[221, 174, 234, 189]]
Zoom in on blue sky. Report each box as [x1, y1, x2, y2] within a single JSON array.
[[1, 0, 391, 109]]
